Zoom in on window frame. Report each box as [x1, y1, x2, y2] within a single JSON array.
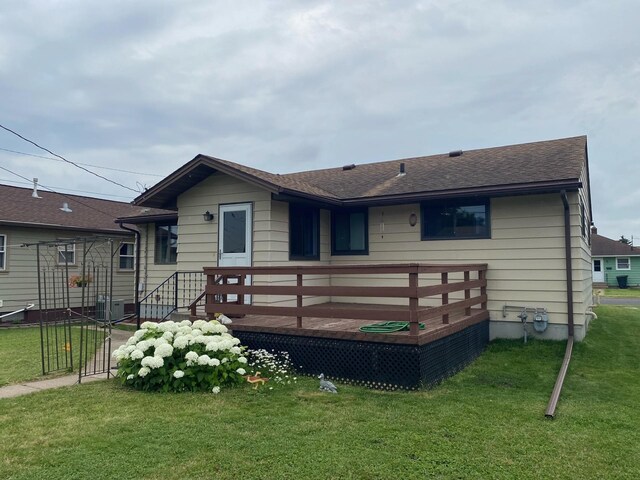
[[0, 234, 6, 271], [289, 203, 320, 261], [118, 241, 136, 271], [154, 222, 178, 265], [57, 243, 76, 266], [421, 197, 491, 241], [616, 257, 631, 270], [331, 208, 369, 256]]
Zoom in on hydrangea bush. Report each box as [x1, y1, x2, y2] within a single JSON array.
[[113, 319, 248, 393]]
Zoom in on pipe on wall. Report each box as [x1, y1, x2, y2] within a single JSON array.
[[545, 190, 575, 419], [118, 221, 142, 329]]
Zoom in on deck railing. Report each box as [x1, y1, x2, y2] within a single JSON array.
[[203, 264, 488, 335]]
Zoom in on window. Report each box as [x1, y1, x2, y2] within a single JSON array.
[[616, 257, 630, 270], [0, 234, 6, 270], [155, 222, 178, 264], [331, 208, 368, 255], [57, 243, 75, 265], [119, 242, 135, 270], [421, 198, 490, 240], [289, 204, 320, 260]]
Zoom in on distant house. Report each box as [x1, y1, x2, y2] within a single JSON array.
[[0, 183, 165, 322], [591, 229, 640, 288], [118, 135, 595, 342]]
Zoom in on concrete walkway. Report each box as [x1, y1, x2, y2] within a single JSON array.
[[0, 328, 130, 400]]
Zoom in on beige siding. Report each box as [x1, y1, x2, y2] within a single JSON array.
[[330, 192, 590, 331], [0, 226, 135, 315]]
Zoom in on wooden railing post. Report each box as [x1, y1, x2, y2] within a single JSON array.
[[409, 268, 419, 335], [464, 270, 471, 316], [296, 273, 303, 328], [237, 275, 245, 305], [441, 272, 449, 324], [479, 268, 487, 309]]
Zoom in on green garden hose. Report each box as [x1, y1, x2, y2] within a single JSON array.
[[359, 321, 426, 333]]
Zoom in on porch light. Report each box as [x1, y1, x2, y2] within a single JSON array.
[[203, 211, 214, 222]]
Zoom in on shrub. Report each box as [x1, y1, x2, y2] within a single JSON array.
[[112, 319, 248, 393]]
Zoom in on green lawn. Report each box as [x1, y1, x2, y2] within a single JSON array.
[[602, 287, 640, 298], [0, 326, 103, 386], [1, 306, 639, 479]]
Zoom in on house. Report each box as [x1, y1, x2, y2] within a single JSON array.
[[119, 135, 593, 344], [591, 228, 640, 288], [0, 183, 166, 322]]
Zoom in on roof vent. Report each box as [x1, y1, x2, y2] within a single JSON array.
[[342, 164, 356, 171], [60, 202, 72, 213], [449, 150, 463, 157], [32, 178, 42, 198], [397, 162, 406, 177]]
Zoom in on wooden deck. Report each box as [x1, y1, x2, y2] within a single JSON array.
[[229, 302, 489, 346]]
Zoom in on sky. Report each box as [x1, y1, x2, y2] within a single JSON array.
[[1, 0, 638, 241]]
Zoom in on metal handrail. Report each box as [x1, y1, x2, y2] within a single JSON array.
[[0, 303, 35, 319]]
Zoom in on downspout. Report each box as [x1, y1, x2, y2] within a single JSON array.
[[118, 221, 142, 329], [545, 190, 575, 418]]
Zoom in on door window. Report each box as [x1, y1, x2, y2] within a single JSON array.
[[223, 210, 247, 253]]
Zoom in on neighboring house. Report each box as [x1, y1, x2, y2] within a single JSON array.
[[119, 135, 594, 341], [591, 229, 640, 287], [0, 183, 166, 322]]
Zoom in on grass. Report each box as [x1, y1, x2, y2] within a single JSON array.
[[0, 325, 103, 386], [1, 306, 639, 479], [602, 287, 640, 298]]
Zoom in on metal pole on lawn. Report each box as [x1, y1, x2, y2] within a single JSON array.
[[108, 238, 115, 378], [65, 242, 73, 373], [36, 243, 46, 375], [78, 239, 87, 383]]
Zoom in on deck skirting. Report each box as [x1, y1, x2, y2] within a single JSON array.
[[233, 319, 489, 390]]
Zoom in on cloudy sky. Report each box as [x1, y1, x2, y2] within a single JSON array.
[[1, 0, 638, 240]]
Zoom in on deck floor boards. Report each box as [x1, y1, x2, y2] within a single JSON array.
[[228, 302, 489, 346]]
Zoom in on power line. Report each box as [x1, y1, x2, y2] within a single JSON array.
[[0, 164, 131, 220], [0, 146, 165, 178], [0, 123, 140, 193], [0, 177, 132, 199]]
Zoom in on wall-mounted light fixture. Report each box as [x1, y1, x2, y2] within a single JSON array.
[[409, 212, 417, 227], [203, 211, 214, 222]]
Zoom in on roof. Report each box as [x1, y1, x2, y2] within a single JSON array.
[[592, 233, 640, 257], [0, 184, 172, 233], [134, 135, 588, 209]]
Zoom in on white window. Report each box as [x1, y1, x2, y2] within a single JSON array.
[[119, 242, 135, 270], [0, 234, 6, 270], [57, 243, 75, 265], [616, 257, 631, 270]]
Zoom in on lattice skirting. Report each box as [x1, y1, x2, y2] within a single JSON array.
[[233, 320, 489, 390]]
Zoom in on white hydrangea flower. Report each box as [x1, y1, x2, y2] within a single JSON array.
[[179, 320, 192, 327], [173, 336, 189, 349], [192, 319, 207, 329], [173, 370, 185, 379], [231, 337, 241, 345], [130, 349, 144, 360], [185, 351, 199, 366], [191, 329, 203, 337], [126, 374, 134, 380], [154, 337, 168, 348], [141, 355, 164, 369], [208, 358, 221, 367], [197, 354, 211, 366], [211, 386, 221, 394], [221, 357, 229, 364], [155, 343, 174, 358], [230, 346, 241, 355], [140, 321, 157, 330], [112, 349, 126, 361], [126, 336, 137, 346], [162, 331, 174, 341], [193, 335, 209, 345], [124, 345, 136, 354], [205, 342, 219, 352], [236, 368, 246, 375], [238, 356, 247, 364], [136, 340, 152, 353], [138, 367, 150, 377], [133, 329, 148, 340]]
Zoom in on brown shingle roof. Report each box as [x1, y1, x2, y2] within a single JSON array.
[[592, 233, 640, 256], [134, 135, 588, 209], [0, 184, 171, 233]]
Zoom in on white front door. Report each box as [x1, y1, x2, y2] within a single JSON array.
[[218, 203, 252, 303], [593, 258, 604, 283]]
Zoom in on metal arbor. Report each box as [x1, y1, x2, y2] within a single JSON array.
[[32, 236, 130, 382]]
